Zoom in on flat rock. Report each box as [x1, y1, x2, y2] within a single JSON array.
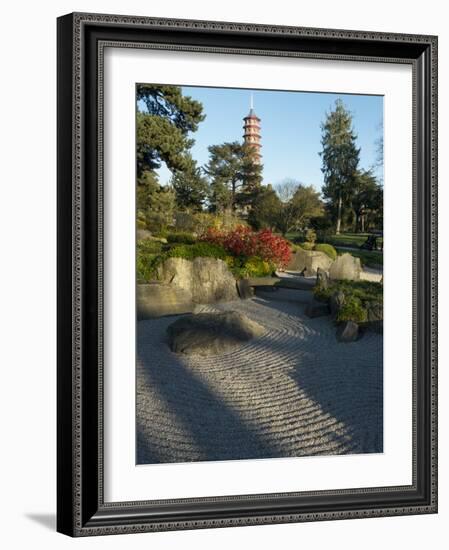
[[137, 283, 193, 319], [305, 300, 330, 318], [336, 321, 359, 342], [167, 311, 265, 356]]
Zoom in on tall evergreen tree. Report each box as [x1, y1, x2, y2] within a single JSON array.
[[137, 171, 175, 233], [351, 169, 381, 232], [170, 156, 208, 212], [136, 85, 205, 230], [136, 84, 205, 176], [247, 184, 281, 230], [204, 141, 262, 212], [320, 99, 360, 234]]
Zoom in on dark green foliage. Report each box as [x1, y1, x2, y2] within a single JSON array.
[[247, 184, 281, 230], [314, 279, 382, 324], [351, 169, 383, 232], [136, 240, 163, 282], [336, 297, 368, 323], [314, 243, 337, 261], [205, 141, 262, 212], [167, 242, 228, 261], [320, 99, 361, 234], [275, 180, 323, 235], [309, 214, 334, 235], [170, 155, 209, 211], [136, 85, 205, 177], [136, 171, 175, 233], [166, 232, 197, 245], [137, 239, 164, 254]]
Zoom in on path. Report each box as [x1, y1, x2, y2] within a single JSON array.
[[137, 288, 383, 464]]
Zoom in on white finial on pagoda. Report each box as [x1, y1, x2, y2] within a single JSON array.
[[250, 92, 254, 110]]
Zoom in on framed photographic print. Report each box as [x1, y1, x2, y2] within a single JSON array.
[[57, 12, 438, 536]]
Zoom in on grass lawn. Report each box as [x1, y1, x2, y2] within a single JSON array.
[[322, 233, 383, 249]]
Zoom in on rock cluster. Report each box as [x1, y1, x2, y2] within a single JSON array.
[[287, 249, 362, 281]]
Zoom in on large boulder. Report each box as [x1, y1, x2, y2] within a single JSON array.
[[286, 249, 333, 277], [156, 257, 238, 304], [137, 283, 194, 319], [167, 311, 265, 356], [329, 253, 362, 281]]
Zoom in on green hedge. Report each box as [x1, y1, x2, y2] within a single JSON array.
[[167, 242, 227, 261], [315, 243, 337, 261], [166, 232, 197, 245]]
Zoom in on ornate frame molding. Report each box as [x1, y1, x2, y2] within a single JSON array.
[[57, 12, 437, 537]]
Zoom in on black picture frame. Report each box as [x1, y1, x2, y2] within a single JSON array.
[[57, 12, 438, 537]]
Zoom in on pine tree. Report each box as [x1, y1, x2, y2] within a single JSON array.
[[320, 99, 360, 234], [136, 85, 205, 177], [170, 156, 208, 212], [137, 171, 175, 233], [204, 141, 262, 212]]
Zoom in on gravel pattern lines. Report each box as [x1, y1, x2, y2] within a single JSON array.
[[137, 288, 383, 464]]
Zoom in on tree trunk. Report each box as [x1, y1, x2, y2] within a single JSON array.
[[335, 195, 342, 235], [361, 213, 365, 233]]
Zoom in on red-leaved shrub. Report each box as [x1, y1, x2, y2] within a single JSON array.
[[201, 225, 291, 268]]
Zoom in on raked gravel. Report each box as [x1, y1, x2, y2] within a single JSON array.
[[137, 288, 383, 464]]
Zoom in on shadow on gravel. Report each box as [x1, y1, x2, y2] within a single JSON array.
[[250, 294, 384, 455], [137, 350, 283, 464]]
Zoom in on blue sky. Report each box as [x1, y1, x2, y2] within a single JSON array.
[[154, 86, 383, 192]]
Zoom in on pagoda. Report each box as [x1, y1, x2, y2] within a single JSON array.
[[243, 94, 262, 163]]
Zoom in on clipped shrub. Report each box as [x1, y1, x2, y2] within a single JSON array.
[[241, 256, 273, 278], [136, 219, 147, 229], [336, 296, 368, 323], [167, 242, 228, 261], [315, 243, 338, 261], [166, 232, 196, 245]]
